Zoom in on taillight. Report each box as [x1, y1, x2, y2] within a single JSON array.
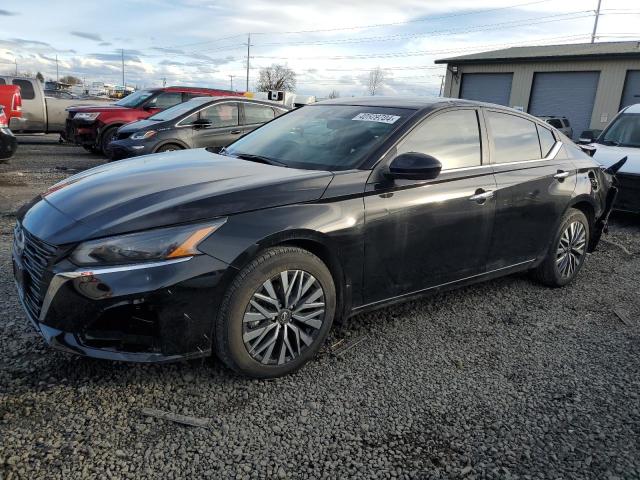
[[0, 113, 7, 128], [13, 93, 22, 112]]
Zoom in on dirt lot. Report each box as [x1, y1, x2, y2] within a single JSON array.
[[1, 136, 639, 479]]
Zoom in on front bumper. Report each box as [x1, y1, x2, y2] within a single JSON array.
[[0, 128, 17, 159], [63, 117, 99, 146], [108, 138, 154, 161], [615, 173, 640, 213], [12, 237, 233, 363]]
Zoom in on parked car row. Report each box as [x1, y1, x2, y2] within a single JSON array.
[[63, 86, 245, 155], [108, 97, 289, 160], [0, 105, 18, 161], [12, 97, 627, 377]]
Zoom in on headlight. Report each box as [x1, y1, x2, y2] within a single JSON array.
[[131, 130, 157, 140], [70, 219, 226, 266], [74, 112, 100, 121]]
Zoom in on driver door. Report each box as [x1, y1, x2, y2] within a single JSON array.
[[190, 102, 243, 149], [363, 108, 496, 304]]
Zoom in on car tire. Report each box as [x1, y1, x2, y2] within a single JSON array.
[[155, 144, 182, 153], [99, 126, 119, 157], [531, 208, 589, 288], [82, 145, 100, 154], [214, 246, 336, 378]]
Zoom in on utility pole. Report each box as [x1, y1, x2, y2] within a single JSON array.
[[55, 55, 59, 81], [162, 77, 167, 87], [246, 33, 251, 92], [229, 74, 235, 91], [591, 0, 602, 44], [121, 48, 125, 86]]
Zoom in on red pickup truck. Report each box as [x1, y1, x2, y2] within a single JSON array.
[[64, 86, 245, 155], [0, 85, 23, 125]]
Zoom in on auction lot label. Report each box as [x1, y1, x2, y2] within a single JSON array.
[[352, 113, 401, 124]]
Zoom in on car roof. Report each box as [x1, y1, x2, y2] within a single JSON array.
[[183, 96, 289, 107], [624, 104, 640, 114], [315, 96, 524, 112]]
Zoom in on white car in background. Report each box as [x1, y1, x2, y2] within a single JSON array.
[[586, 104, 640, 214]]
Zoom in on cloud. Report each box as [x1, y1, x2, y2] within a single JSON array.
[[0, 9, 18, 16], [99, 42, 112, 47], [71, 31, 103, 42]]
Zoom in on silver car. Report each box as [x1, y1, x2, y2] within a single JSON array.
[[538, 115, 573, 138]]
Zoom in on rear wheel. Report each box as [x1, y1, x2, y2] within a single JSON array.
[[214, 246, 336, 378], [155, 143, 183, 153], [531, 208, 589, 287], [99, 126, 119, 157]]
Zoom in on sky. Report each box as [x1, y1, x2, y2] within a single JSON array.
[[0, 0, 639, 98]]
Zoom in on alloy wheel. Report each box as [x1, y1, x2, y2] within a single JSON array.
[[556, 221, 587, 278], [242, 269, 326, 366]]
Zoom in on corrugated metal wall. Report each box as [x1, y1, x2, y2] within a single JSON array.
[[442, 59, 640, 130], [620, 70, 640, 109]]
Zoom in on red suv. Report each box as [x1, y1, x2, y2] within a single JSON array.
[[64, 86, 245, 155]]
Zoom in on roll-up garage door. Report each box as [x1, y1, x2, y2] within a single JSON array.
[[528, 71, 599, 139], [620, 70, 640, 110], [459, 73, 513, 106]]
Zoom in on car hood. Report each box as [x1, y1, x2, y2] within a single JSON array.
[[20, 149, 333, 245], [590, 143, 640, 175], [68, 104, 128, 113], [118, 119, 162, 133]]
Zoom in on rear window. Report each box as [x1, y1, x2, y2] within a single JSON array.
[[488, 111, 541, 163], [537, 125, 556, 157], [13, 79, 35, 100]]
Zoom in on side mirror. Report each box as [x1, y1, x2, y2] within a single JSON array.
[[579, 144, 596, 157], [192, 118, 213, 128], [386, 152, 442, 180]]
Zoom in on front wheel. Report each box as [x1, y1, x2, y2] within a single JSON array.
[[531, 208, 589, 287], [99, 126, 119, 157], [214, 247, 336, 378], [155, 144, 182, 153]]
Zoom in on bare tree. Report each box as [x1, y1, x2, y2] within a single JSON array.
[[256, 64, 296, 92], [328, 90, 340, 99], [36, 71, 45, 83], [367, 67, 386, 96], [59, 75, 82, 85]]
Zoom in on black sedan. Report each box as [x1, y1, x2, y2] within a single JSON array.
[[108, 97, 288, 160], [12, 97, 624, 378], [0, 106, 17, 161]]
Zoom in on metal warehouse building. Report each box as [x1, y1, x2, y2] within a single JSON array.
[[436, 41, 640, 139]]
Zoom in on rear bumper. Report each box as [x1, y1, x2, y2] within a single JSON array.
[[13, 241, 233, 363], [0, 128, 17, 159]]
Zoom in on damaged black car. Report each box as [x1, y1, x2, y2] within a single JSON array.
[[12, 97, 625, 378]]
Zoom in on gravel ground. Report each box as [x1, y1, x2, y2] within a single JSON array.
[[1, 136, 639, 479]]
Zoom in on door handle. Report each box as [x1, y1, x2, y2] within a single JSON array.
[[468, 189, 494, 203], [554, 171, 570, 180], [230, 130, 242, 135]]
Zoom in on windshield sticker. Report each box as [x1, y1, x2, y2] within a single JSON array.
[[352, 113, 401, 124]]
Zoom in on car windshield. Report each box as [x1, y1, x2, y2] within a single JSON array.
[[148, 100, 203, 121], [223, 105, 412, 170], [114, 90, 155, 108], [598, 113, 640, 148]]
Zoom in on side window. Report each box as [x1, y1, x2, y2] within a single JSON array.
[[562, 119, 570, 127], [13, 80, 35, 100], [147, 92, 183, 109], [396, 109, 481, 169], [547, 119, 563, 128], [244, 103, 275, 125], [200, 103, 238, 127], [181, 112, 199, 125], [537, 124, 556, 157], [0, 78, 5, 85], [274, 108, 287, 117], [487, 111, 541, 163]]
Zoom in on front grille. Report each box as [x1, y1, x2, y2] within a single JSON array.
[[16, 227, 58, 321]]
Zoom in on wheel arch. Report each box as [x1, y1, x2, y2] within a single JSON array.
[[566, 195, 598, 252], [153, 139, 189, 152], [228, 229, 349, 323]]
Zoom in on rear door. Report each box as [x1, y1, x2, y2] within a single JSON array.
[[12, 79, 44, 132], [484, 109, 576, 270], [363, 108, 497, 304], [241, 103, 278, 134], [190, 102, 242, 149]]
